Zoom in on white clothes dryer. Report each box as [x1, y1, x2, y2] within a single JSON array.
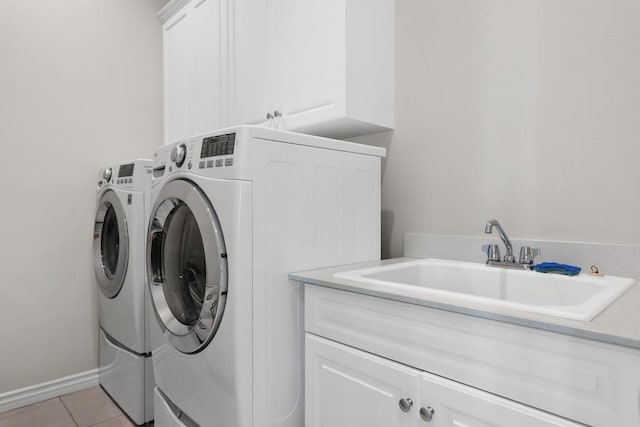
[[93, 160, 158, 425], [147, 126, 385, 427]]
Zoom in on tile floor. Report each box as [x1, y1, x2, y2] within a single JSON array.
[[0, 386, 143, 427]]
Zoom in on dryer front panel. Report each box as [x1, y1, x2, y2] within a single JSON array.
[[94, 189, 129, 299], [147, 179, 228, 354]]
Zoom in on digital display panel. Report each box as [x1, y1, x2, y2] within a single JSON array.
[[118, 163, 135, 177], [200, 133, 236, 159]]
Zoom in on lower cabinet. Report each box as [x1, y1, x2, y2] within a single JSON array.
[[306, 334, 585, 427], [306, 333, 420, 427]]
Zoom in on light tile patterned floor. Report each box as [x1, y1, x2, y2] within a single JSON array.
[[0, 386, 144, 427]]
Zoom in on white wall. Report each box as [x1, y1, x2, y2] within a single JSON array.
[[354, 0, 640, 258], [0, 0, 166, 394]]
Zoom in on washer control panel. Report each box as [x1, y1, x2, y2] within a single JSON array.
[[153, 130, 242, 182], [114, 162, 135, 185], [198, 132, 235, 170], [98, 161, 151, 190]]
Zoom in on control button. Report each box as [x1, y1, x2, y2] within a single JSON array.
[[215, 159, 223, 167], [207, 160, 214, 168], [103, 168, 113, 182], [188, 161, 192, 169], [199, 161, 205, 169], [225, 158, 234, 166]]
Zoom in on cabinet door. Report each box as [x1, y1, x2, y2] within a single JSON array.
[[163, 6, 190, 144], [278, 0, 345, 130], [421, 372, 585, 427], [306, 334, 420, 427], [230, 0, 272, 126], [189, 0, 227, 137]]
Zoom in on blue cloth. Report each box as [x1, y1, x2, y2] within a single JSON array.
[[534, 262, 581, 276]]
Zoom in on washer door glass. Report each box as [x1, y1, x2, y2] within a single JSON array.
[[94, 190, 129, 298], [163, 204, 206, 326], [147, 179, 228, 354]]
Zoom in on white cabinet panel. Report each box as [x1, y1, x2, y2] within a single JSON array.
[[230, 0, 271, 126], [274, 0, 394, 138], [421, 372, 583, 427], [163, 9, 189, 144], [190, 0, 226, 136], [282, 0, 341, 120], [306, 334, 420, 427]]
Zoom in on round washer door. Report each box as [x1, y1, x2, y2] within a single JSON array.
[[94, 190, 129, 298], [147, 179, 228, 354]]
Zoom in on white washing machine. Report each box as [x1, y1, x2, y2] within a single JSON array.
[[147, 126, 385, 427], [93, 160, 157, 425]]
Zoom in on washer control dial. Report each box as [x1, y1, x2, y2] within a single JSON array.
[[170, 143, 187, 167], [103, 168, 112, 182]]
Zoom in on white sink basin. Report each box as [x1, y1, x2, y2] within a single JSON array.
[[333, 258, 635, 321]]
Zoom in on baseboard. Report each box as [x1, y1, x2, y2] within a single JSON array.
[[0, 369, 99, 414]]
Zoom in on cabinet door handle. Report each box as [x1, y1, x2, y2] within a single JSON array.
[[420, 406, 435, 422], [398, 398, 413, 413]]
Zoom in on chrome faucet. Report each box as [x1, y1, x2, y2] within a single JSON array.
[[484, 219, 515, 262], [483, 219, 540, 270]]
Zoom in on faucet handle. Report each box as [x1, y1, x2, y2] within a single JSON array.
[[482, 244, 501, 262], [519, 246, 540, 265]]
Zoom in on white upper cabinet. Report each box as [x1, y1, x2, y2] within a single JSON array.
[[160, 0, 394, 144]]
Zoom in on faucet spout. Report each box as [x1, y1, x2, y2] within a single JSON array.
[[484, 219, 515, 262]]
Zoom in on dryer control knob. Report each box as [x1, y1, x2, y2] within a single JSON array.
[[103, 168, 112, 182], [171, 143, 187, 167]]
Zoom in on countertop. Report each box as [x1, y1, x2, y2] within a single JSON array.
[[290, 257, 640, 350]]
